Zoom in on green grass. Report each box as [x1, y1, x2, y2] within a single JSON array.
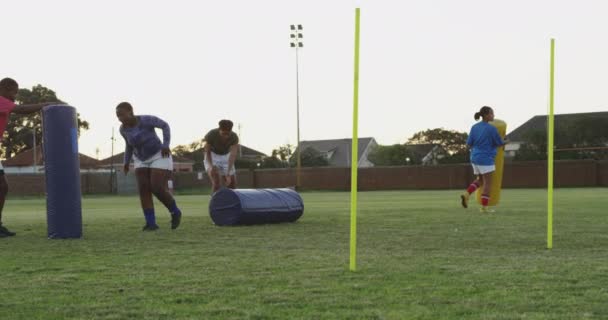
[[1, 189, 607, 320]]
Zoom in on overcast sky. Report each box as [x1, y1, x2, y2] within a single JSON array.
[[2, 0, 607, 159]]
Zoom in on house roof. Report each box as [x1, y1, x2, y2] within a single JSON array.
[[239, 145, 267, 157], [297, 137, 376, 167], [98, 153, 124, 166], [506, 111, 608, 141], [99, 152, 195, 166], [2, 146, 101, 169]]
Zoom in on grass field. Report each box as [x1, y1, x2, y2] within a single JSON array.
[[1, 188, 607, 320]]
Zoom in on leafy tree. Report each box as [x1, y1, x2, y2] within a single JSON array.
[[172, 139, 205, 171], [172, 139, 204, 157], [2, 85, 89, 159], [407, 128, 469, 155], [257, 156, 285, 169], [438, 152, 469, 164], [272, 144, 293, 162], [368, 144, 420, 166], [171, 145, 192, 158], [257, 144, 294, 169], [406, 128, 469, 164], [235, 158, 258, 170]]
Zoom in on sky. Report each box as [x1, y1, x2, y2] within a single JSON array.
[[2, 0, 607, 159]]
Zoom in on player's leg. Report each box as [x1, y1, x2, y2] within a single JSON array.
[[150, 167, 182, 230], [135, 167, 158, 230], [480, 170, 494, 213], [461, 165, 481, 209], [0, 173, 15, 237]]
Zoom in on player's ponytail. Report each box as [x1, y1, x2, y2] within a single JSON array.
[[474, 106, 492, 121]]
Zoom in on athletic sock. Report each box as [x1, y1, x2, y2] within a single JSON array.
[[143, 208, 156, 226], [168, 200, 181, 216], [481, 194, 490, 207], [466, 182, 480, 194]]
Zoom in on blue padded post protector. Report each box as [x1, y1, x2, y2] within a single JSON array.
[[209, 188, 304, 226], [43, 105, 82, 239]]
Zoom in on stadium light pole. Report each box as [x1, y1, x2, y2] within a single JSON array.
[[290, 24, 303, 189]]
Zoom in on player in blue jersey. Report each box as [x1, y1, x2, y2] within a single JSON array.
[[460, 106, 507, 213], [116, 102, 182, 231]]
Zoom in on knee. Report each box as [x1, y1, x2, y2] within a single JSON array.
[[137, 182, 150, 193], [150, 184, 165, 196]]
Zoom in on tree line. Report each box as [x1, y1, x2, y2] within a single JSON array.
[[5, 84, 606, 166]]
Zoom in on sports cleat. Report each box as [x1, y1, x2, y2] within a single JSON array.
[[171, 213, 181, 230], [480, 207, 495, 213], [0, 225, 16, 237], [142, 224, 159, 231], [460, 193, 470, 208]]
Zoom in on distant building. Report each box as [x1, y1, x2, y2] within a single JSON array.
[[294, 138, 378, 168], [505, 111, 608, 158], [403, 144, 447, 165], [2, 146, 101, 173], [238, 145, 267, 162], [181, 145, 268, 167], [99, 152, 195, 172]]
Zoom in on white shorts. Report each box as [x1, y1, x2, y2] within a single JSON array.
[[204, 152, 236, 176], [472, 163, 495, 175], [134, 151, 173, 171]]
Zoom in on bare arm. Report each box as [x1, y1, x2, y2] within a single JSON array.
[[124, 143, 134, 167], [150, 116, 170, 149], [12, 103, 55, 115], [119, 129, 134, 174], [493, 129, 507, 147], [227, 144, 239, 172], [501, 137, 509, 146], [204, 143, 214, 169]]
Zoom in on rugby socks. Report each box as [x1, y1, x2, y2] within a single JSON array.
[[143, 208, 157, 226], [167, 200, 182, 217], [481, 194, 490, 207], [466, 181, 480, 194]]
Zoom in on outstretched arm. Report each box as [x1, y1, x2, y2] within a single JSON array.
[[12, 102, 59, 115]]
